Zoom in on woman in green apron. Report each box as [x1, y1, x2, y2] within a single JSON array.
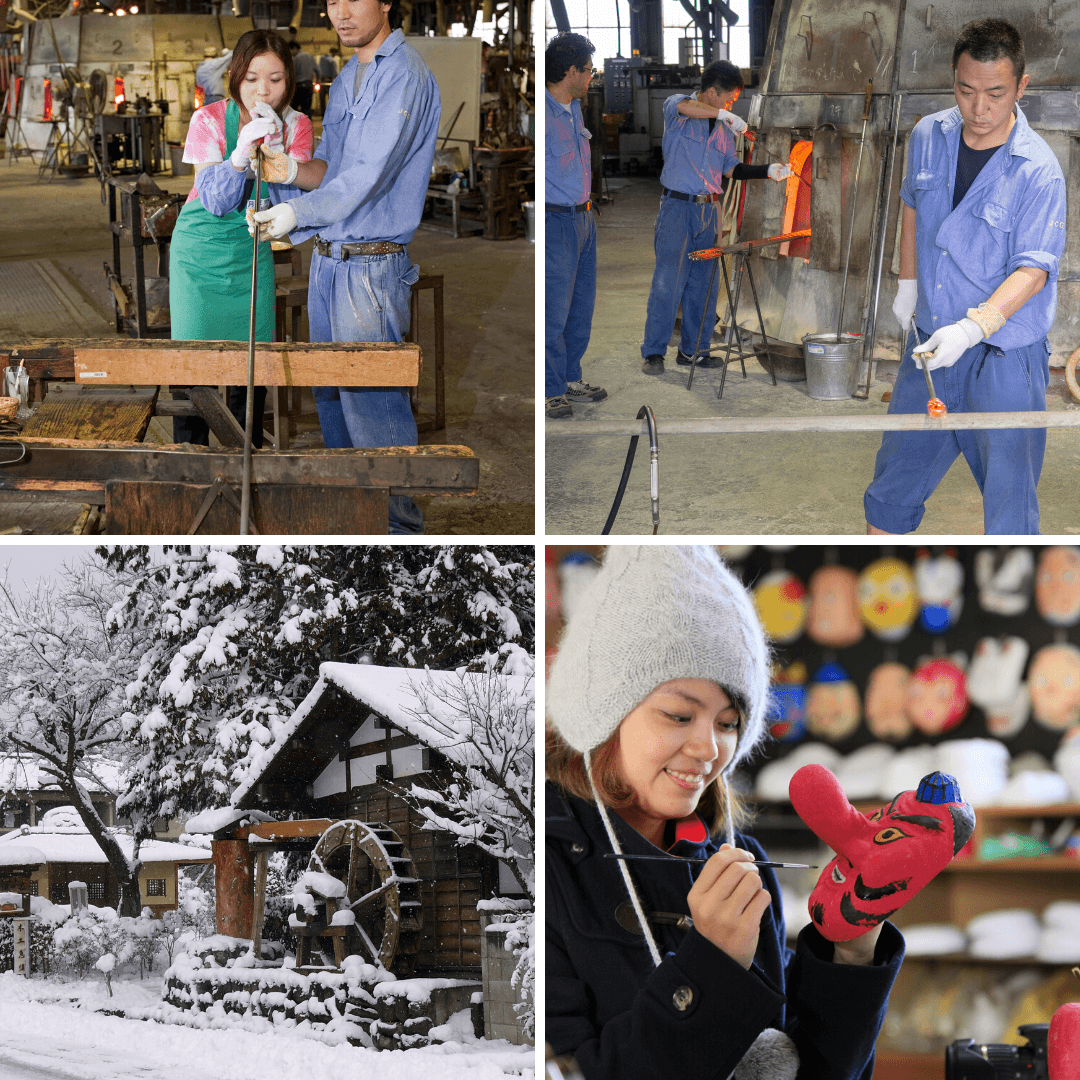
[[169, 29, 314, 445]]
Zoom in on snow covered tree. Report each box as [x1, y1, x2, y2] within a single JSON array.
[[0, 561, 148, 916], [100, 545, 534, 832], [382, 666, 535, 900]]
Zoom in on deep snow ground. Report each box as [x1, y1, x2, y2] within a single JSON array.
[[0, 973, 535, 1080]]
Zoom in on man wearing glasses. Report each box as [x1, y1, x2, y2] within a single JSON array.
[[545, 33, 608, 420]]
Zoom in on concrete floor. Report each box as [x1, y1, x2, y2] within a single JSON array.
[[545, 176, 1080, 536], [0, 154, 534, 535]]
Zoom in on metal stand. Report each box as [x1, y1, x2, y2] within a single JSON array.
[[687, 245, 777, 400]]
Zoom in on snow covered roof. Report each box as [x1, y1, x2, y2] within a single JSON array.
[[184, 807, 276, 836], [233, 663, 532, 809], [0, 755, 120, 796], [0, 807, 210, 866], [0, 845, 46, 868]]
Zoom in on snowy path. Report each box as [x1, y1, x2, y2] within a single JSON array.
[[0, 995, 533, 1080]]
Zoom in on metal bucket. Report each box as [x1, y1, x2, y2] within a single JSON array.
[[523, 200, 535, 242], [169, 143, 192, 177], [802, 333, 862, 399]]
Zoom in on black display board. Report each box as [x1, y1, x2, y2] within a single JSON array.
[[728, 545, 1080, 779]]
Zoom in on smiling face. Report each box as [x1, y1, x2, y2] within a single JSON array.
[[615, 678, 740, 846], [858, 558, 917, 641], [753, 570, 808, 643], [790, 765, 974, 942]]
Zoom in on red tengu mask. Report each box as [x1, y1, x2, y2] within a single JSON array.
[[789, 764, 975, 942]]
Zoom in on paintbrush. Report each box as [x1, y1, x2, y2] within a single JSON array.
[[604, 854, 816, 869]]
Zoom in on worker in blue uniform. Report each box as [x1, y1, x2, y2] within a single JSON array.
[[865, 17, 1065, 535], [545, 32, 608, 421], [252, 0, 440, 535], [641, 60, 790, 376]]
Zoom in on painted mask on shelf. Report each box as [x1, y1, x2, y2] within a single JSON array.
[[807, 565, 864, 648], [858, 557, 918, 641], [805, 662, 861, 742], [906, 658, 969, 735], [1036, 547, 1080, 627], [865, 661, 913, 741], [789, 764, 975, 942], [1029, 643, 1080, 730], [768, 660, 807, 743], [914, 549, 964, 634], [753, 569, 808, 644], [974, 547, 1034, 616]]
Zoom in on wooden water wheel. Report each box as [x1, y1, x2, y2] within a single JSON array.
[[300, 819, 422, 976]]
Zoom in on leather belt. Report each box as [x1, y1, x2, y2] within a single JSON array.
[[314, 237, 405, 260], [546, 200, 591, 213], [663, 188, 722, 204]]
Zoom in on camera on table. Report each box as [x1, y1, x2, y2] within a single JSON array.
[[945, 1023, 1048, 1079]]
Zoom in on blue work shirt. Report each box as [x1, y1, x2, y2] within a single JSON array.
[[901, 104, 1065, 351], [285, 29, 440, 245], [546, 90, 591, 206], [659, 93, 739, 196]]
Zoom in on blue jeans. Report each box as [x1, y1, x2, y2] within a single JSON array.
[[864, 330, 1050, 535], [308, 248, 424, 535], [545, 209, 596, 398], [642, 196, 720, 359]]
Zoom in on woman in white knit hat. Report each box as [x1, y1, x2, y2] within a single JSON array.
[[546, 546, 904, 1080]]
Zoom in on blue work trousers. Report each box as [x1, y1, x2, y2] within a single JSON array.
[[864, 330, 1050, 535], [641, 196, 721, 359], [308, 248, 424, 535], [545, 208, 596, 398]]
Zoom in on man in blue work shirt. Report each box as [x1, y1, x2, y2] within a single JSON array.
[[865, 17, 1065, 535], [195, 47, 232, 106], [252, 0, 440, 535], [641, 60, 790, 376], [545, 33, 608, 421]]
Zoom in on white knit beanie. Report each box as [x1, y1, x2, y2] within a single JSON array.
[[547, 545, 771, 767]]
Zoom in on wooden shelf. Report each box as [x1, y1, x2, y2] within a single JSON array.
[[874, 1050, 941, 1080], [946, 856, 1080, 872], [899, 953, 1065, 966]]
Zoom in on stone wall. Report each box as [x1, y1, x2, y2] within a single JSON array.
[[479, 912, 531, 1044], [162, 939, 481, 1050]]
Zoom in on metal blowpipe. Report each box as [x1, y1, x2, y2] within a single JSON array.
[[836, 78, 873, 342], [604, 854, 816, 868]]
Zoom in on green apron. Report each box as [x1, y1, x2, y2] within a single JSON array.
[[169, 99, 275, 342]]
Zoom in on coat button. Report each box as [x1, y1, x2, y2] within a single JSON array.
[[571, 842, 585, 854], [672, 986, 693, 1011]]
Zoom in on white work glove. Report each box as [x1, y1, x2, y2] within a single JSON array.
[[717, 109, 748, 134], [892, 278, 918, 330], [230, 115, 278, 170], [912, 318, 982, 371], [249, 101, 284, 152], [258, 147, 299, 185], [768, 163, 793, 180], [252, 202, 297, 240]]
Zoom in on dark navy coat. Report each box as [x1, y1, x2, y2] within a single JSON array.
[[546, 783, 905, 1080]]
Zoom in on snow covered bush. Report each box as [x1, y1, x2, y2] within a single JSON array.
[[51, 906, 163, 980], [506, 913, 534, 1041]]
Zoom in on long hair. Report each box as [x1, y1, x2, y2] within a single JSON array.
[[228, 29, 296, 115]]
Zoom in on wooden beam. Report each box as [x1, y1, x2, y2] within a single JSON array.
[[0, 339, 421, 387], [251, 850, 268, 960], [340, 733, 419, 761], [185, 387, 246, 448], [242, 819, 337, 841]]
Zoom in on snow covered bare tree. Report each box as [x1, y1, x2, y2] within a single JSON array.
[[382, 666, 535, 899], [0, 561, 148, 916]]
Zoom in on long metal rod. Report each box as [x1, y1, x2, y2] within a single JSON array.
[[836, 79, 873, 341], [858, 92, 903, 399], [547, 412, 1080, 437], [240, 148, 261, 536]]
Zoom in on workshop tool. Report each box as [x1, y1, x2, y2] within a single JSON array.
[[911, 318, 948, 417], [836, 78, 873, 342], [685, 230, 810, 395], [601, 404, 658, 534], [605, 854, 817, 869], [240, 147, 263, 535], [857, 93, 903, 400]]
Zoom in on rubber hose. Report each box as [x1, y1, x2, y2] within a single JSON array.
[[601, 405, 659, 535]]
